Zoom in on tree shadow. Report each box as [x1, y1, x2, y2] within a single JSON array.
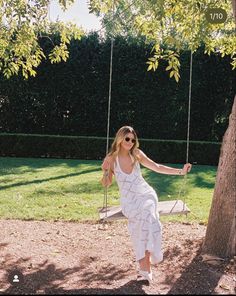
[[142, 164, 216, 201], [192, 174, 216, 189], [44, 280, 148, 295], [162, 238, 231, 295], [166, 257, 224, 295], [0, 167, 100, 191], [1, 256, 148, 295], [0, 157, 102, 176], [2, 243, 228, 295]]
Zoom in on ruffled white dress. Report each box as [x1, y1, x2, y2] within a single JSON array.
[[114, 156, 163, 264]]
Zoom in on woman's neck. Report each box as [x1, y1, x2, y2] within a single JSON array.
[[118, 148, 130, 157]]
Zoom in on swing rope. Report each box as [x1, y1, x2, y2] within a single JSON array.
[[186, 50, 193, 165], [176, 1, 194, 213], [102, 1, 115, 218], [102, 5, 193, 217], [170, 49, 193, 214]]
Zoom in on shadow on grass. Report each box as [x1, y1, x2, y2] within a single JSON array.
[[1, 158, 216, 196], [142, 164, 216, 201], [0, 167, 101, 191], [0, 157, 102, 176]]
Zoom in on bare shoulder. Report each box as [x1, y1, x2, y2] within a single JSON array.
[[136, 149, 146, 159]]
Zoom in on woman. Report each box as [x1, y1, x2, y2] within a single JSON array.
[[101, 126, 192, 283]]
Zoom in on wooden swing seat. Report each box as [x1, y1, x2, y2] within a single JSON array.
[[99, 199, 190, 221]]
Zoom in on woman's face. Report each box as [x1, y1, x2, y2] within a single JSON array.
[[120, 132, 136, 151]]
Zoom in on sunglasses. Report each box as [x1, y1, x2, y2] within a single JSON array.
[[125, 137, 136, 143]]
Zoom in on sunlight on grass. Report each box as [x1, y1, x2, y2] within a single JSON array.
[[0, 157, 217, 223], [142, 163, 216, 224]]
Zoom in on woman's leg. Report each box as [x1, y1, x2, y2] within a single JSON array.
[[145, 251, 151, 272], [139, 251, 151, 272]]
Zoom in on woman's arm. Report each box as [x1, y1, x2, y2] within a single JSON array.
[[137, 149, 192, 175], [100, 156, 114, 187]]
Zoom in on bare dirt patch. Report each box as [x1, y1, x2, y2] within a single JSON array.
[[0, 219, 235, 295]]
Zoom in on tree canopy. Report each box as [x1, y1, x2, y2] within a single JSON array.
[[89, 0, 235, 81], [1, 0, 235, 81], [0, 0, 83, 78]]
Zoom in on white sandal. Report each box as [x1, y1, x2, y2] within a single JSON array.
[[137, 270, 153, 283]]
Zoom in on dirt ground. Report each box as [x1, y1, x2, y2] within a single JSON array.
[[0, 219, 235, 295]]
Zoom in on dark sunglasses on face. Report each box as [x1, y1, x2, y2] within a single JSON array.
[[125, 137, 136, 143]]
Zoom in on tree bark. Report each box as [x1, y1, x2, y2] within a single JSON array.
[[232, 0, 236, 22], [202, 96, 236, 258]]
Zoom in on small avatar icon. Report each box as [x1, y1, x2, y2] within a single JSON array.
[[8, 269, 24, 285], [12, 274, 19, 283]]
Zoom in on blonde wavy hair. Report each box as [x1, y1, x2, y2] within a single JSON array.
[[107, 126, 140, 165]]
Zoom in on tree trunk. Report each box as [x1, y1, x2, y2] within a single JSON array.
[[232, 0, 236, 21], [202, 96, 236, 258]]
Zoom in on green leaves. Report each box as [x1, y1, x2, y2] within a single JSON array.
[[231, 57, 236, 70], [59, 0, 75, 11], [0, 0, 84, 79], [47, 22, 83, 64], [1, 0, 235, 80], [88, 0, 114, 15], [92, 0, 235, 80], [165, 51, 180, 82], [49, 44, 69, 63], [146, 57, 159, 71], [147, 46, 180, 82]]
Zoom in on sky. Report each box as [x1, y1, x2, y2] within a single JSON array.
[[49, 0, 102, 33]]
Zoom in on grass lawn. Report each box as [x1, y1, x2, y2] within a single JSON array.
[[0, 157, 217, 224]]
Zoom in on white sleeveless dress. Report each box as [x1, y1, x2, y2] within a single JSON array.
[[114, 156, 163, 264]]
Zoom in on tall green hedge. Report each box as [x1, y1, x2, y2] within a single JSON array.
[[0, 33, 234, 142], [0, 133, 221, 165]]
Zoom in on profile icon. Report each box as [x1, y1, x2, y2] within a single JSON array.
[[8, 269, 24, 286], [13, 274, 19, 283]]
